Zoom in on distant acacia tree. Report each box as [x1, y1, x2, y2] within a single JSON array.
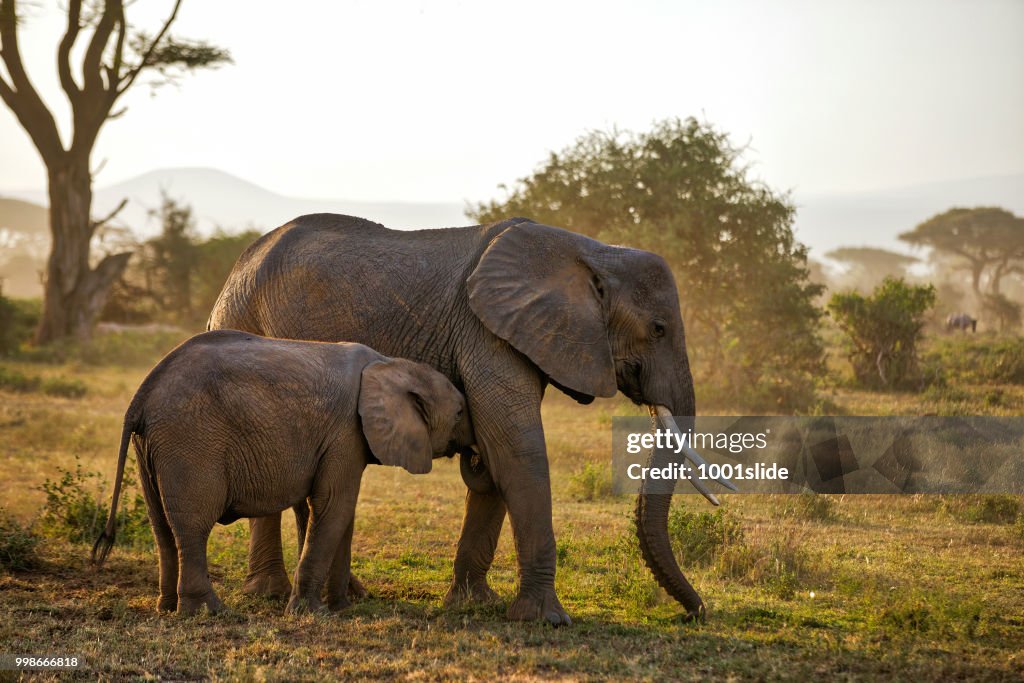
[[0, 0, 229, 343], [899, 207, 1024, 297], [825, 246, 918, 292], [471, 118, 825, 410], [145, 194, 198, 320], [103, 195, 259, 328]]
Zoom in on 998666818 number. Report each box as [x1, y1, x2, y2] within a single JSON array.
[[0, 655, 84, 670]]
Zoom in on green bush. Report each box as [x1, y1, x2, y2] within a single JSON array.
[[40, 375, 88, 398], [828, 277, 936, 388], [567, 462, 614, 501], [17, 329, 185, 367], [0, 365, 87, 398], [612, 522, 664, 608], [924, 336, 1024, 385], [939, 495, 1021, 525], [783, 493, 839, 522], [0, 295, 40, 355], [716, 535, 815, 600], [667, 506, 744, 566], [0, 364, 40, 392], [37, 458, 151, 550], [0, 508, 41, 571]]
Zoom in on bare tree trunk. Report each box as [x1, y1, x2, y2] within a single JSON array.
[[970, 263, 983, 298], [35, 156, 130, 344]]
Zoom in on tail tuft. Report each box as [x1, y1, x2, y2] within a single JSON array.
[[91, 526, 116, 567]]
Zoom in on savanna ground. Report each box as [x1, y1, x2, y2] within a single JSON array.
[[1, 330, 1023, 681]]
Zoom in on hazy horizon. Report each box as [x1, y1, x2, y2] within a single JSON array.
[[1, 0, 1022, 206]]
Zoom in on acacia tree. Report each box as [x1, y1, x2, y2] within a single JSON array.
[[471, 118, 825, 410], [0, 0, 229, 342], [825, 247, 918, 292], [899, 207, 1024, 297]]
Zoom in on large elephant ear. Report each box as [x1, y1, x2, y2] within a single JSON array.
[[358, 360, 433, 474], [467, 221, 617, 398]]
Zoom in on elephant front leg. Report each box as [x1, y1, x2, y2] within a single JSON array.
[[444, 487, 505, 607], [243, 513, 292, 598], [294, 500, 369, 601], [501, 453, 570, 626], [286, 471, 360, 615], [469, 411, 569, 625]]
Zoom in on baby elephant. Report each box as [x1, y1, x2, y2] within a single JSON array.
[[92, 330, 472, 615]]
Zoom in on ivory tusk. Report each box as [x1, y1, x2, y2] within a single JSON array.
[[653, 405, 739, 494]]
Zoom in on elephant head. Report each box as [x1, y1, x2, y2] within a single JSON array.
[[359, 358, 473, 474], [467, 220, 727, 619]]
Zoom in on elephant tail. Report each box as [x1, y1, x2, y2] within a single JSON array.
[[91, 416, 135, 567]]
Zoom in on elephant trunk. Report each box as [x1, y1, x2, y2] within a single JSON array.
[[634, 383, 734, 621], [635, 486, 706, 620]]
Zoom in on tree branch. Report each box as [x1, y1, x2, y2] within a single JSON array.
[[106, 1, 126, 91], [0, 0, 65, 159], [57, 0, 83, 102], [90, 197, 128, 232], [116, 0, 182, 96], [81, 0, 119, 94]]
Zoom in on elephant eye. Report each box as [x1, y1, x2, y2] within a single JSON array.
[[651, 321, 666, 339]]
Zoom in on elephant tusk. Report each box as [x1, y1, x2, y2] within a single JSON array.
[[653, 405, 739, 495]]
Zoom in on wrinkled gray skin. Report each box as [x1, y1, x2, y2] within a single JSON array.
[[92, 330, 472, 615], [946, 312, 977, 333], [209, 214, 703, 624]]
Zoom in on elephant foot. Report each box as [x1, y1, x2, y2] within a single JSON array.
[[327, 595, 351, 613], [177, 592, 224, 616], [507, 587, 572, 627], [156, 595, 178, 613], [242, 569, 292, 599], [443, 576, 501, 607], [347, 574, 369, 600], [285, 594, 326, 615]]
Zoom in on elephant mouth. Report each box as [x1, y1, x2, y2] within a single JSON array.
[[614, 358, 645, 405]]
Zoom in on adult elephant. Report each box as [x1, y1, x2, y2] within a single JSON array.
[[209, 213, 727, 624]]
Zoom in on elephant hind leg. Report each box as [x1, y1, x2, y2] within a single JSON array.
[[326, 516, 356, 612], [444, 487, 505, 607], [161, 496, 224, 616], [137, 455, 178, 613], [242, 513, 293, 598]]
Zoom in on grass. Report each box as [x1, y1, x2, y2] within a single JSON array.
[[1, 333, 1023, 680], [0, 365, 87, 398]]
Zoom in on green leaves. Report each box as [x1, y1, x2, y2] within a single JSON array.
[[828, 277, 936, 388], [471, 118, 825, 410]]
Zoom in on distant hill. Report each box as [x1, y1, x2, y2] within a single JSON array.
[[0, 197, 49, 298], [3, 167, 1022, 298], [5, 167, 468, 239], [0, 196, 48, 236], [794, 173, 1024, 259]]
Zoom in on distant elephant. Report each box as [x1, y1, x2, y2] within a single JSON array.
[[946, 312, 977, 333], [209, 214, 731, 624], [92, 330, 472, 615]]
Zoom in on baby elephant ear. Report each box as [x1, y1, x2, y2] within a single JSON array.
[[358, 360, 433, 474]]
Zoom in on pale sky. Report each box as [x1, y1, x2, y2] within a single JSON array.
[[1, 0, 1022, 204]]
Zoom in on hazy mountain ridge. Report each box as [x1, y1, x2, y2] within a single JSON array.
[[3, 167, 1022, 298], [4, 167, 469, 238], [796, 172, 1024, 258]]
